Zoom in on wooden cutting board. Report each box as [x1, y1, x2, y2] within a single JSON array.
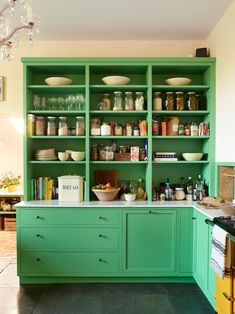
[[95, 170, 118, 188]]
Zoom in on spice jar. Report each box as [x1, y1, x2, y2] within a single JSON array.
[[58, 117, 68, 136], [152, 119, 159, 135], [165, 92, 174, 110], [113, 91, 123, 111], [114, 123, 122, 136], [101, 94, 112, 110], [35, 116, 46, 136], [124, 91, 134, 110], [76, 116, 85, 136], [126, 123, 133, 136], [133, 126, 140, 136], [47, 116, 56, 136], [175, 187, 186, 201], [101, 122, 111, 136], [190, 122, 198, 136], [105, 146, 114, 161], [175, 92, 185, 110], [135, 92, 144, 110], [90, 118, 101, 135], [153, 92, 162, 110], [27, 114, 35, 136], [187, 92, 197, 110], [91, 144, 98, 161]]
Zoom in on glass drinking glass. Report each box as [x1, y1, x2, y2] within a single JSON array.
[[33, 94, 40, 110]]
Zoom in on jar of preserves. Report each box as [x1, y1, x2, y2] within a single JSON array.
[[165, 92, 174, 110], [187, 92, 197, 110], [124, 91, 134, 110], [58, 117, 68, 136], [47, 116, 56, 136], [98, 144, 106, 161], [153, 92, 162, 110], [139, 120, 147, 136], [113, 91, 123, 111], [175, 92, 185, 110], [152, 119, 159, 135], [27, 114, 35, 136], [105, 146, 114, 161], [175, 187, 186, 201], [101, 122, 111, 136], [126, 123, 132, 136], [76, 116, 85, 136], [190, 122, 198, 136], [184, 122, 191, 136], [135, 92, 144, 110], [35, 116, 46, 136], [90, 118, 101, 135], [91, 144, 98, 161], [114, 123, 122, 136], [101, 94, 112, 110]]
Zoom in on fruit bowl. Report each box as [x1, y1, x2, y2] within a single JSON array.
[[92, 188, 120, 201], [45, 77, 73, 85], [101, 76, 130, 85], [221, 203, 235, 216], [182, 153, 203, 161], [165, 77, 191, 85]]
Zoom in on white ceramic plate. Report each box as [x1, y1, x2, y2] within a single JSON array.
[[102, 76, 130, 85], [165, 77, 191, 85], [45, 77, 73, 86]]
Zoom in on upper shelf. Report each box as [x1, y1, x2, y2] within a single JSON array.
[[152, 85, 210, 91]]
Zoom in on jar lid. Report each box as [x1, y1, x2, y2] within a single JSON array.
[[166, 91, 174, 94], [175, 91, 184, 94], [153, 91, 161, 95], [175, 187, 184, 191], [47, 116, 56, 119], [59, 116, 67, 119], [76, 116, 84, 119], [188, 92, 196, 94]]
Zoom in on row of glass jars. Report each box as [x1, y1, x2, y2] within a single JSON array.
[[153, 91, 201, 111], [98, 91, 145, 111], [28, 115, 85, 136]]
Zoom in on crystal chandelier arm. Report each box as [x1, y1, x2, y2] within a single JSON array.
[[0, 0, 16, 16], [0, 22, 34, 46]]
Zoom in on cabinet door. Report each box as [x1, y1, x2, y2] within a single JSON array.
[[179, 208, 193, 274], [207, 224, 216, 307], [123, 209, 177, 275], [193, 211, 208, 289]]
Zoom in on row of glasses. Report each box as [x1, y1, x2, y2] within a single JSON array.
[[33, 94, 85, 111]]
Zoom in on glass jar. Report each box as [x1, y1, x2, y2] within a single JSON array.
[[175, 187, 186, 201], [187, 92, 197, 110], [27, 114, 35, 136], [139, 148, 146, 161], [90, 118, 101, 135], [126, 123, 132, 136], [35, 116, 46, 136], [152, 119, 159, 135], [58, 117, 68, 136], [153, 92, 162, 110], [105, 146, 114, 161], [133, 126, 140, 136], [175, 92, 185, 110], [113, 91, 123, 111], [101, 94, 112, 110], [124, 91, 134, 110], [184, 122, 191, 136], [47, 116, 56, 136], [76, 116, 85, 136], [139, 120, 147, 136], [135, 92, 144, 110], [178, 123, 185, 136], [101, 122, 111, 136], [91, 144, 98, 161], [114, 123, 122, 136], [98, 144, 106, 161], [190, 122, 198, 136], [165, 92, 174, 110]]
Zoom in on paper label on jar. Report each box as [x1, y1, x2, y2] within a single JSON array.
[[131, 147, 139, 161]]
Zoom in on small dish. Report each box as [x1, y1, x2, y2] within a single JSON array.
[[165, 77, 191, 85], [102, 76, 130, 85], [58, 152, 69, 161], [124, 193, 136, 202], [71, 151, 85, 161], [45, 77, 73, 86]]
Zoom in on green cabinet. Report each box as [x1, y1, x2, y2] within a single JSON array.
[[193, 210, 216, 308], [123, 208, 177, 275]]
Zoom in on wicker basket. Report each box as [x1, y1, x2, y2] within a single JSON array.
[[92, 188, 120, 201]]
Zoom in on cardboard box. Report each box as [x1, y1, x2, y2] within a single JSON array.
[[130, 147, 139, 161]]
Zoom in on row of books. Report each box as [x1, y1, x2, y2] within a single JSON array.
[[153, 152, 178, 161], [31, 177, 58, 200]]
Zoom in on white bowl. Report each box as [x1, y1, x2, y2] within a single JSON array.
[[92, 188, 120, 201], [182, 153, 203, 161], [58, 152, 69, 161], [71, 151, 85, 161], [124, 193, 136, 202], [45, 77, 73, 86], [165, 77, 191, 85], [102, 76, 130, 85]]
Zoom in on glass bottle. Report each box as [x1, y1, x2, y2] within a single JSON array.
[[190, 122, 198, 136], [47, 116, 56, 136], [135, 92, 144, 110], [113, 91, 123, 111], [165, 178, 173, 201], [124, 91, 134, 110], [153, 92, 162, 110], [129, 180, 137, 195], [137, 178, 145, 199], [186, 176, 194, 195], [58, 117, 68, 136], [76, 116, 85, 136], [187, 92, 197, 110], [165, 92, 174, 110], [175, 92, 185, 110]]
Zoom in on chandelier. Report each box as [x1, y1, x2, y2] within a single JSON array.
[[0, 0, 39, 61]]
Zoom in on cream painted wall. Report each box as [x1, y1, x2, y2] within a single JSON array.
[[0, 39, 204, 179], [206, 1, 235, 162]]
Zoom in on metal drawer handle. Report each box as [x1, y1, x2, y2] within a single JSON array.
[[149, 210, 158, 214], [192, 217, 196, 220], [223, 292, 234, 301], [98, 216, 106, 220], [99, 258, 106, 263]]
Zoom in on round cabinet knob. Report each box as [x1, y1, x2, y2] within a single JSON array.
[[36, 258, 40, 262], [36, 216, 40, 219], [99, 258, 103, 262], [98, 216, 103, 220], [99, 234, 102, 238], [149, 210, 152, 214], [36, 234, 40, 238]]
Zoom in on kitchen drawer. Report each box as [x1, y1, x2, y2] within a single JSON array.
[[19, 208, 118, 226], [19, 252, 118, 275], [19, 227, 118, 250]]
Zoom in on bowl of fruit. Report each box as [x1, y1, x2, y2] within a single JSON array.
[[92, 183, 120, 201]]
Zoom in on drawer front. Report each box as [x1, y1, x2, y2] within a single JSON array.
[[20, 252, 118, 275], [19, 208, 118, 226], [20, 227, 118, 250]]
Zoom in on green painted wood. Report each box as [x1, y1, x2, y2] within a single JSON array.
[[20, 227, 118, 250], [123, 209, 177, 274], [152, 136, 210, 139], [152, 110, 209, 116], [20, 252, 119, 275]]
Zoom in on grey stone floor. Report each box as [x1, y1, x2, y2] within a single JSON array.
[[0, 256, 215, 314]]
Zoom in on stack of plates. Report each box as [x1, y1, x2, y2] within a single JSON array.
[[35, 148, 57, 161]]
